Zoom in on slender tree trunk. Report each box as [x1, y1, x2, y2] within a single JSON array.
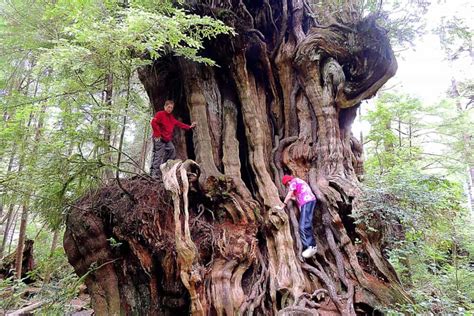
[[15, 204, 29, 279], [14, 85, 43, 279], [0, 146, 17, 259], [8, 207, 20, 254], [398, 119, 402, 147], [114, 69, 135, 201], [137, 122, 150, 173], [102, 73, 115, 181], [0, 204, 16, 259], [468, 168, 474, 212], [3, 57, 34, 264], [43, 229, 60, 284], [408, 118, 412, 158], [450, 79, 474, 211], [452, 240, 459, 292], [12, 126, 29, 278]]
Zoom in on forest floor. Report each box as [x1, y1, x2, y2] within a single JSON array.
[[0, 286, 93, 315]]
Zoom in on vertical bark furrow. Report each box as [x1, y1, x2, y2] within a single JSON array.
[[273, 136, 298, 196], [231, 52, 281, 207], [265, 207, 307, 303], [180, 61, 223, 183], [275, 39, 297, 138], [200, 68, 224, 170]]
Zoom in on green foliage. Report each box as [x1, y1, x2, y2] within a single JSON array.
[[0, 4, 233, 310], [36, 272, 83, 315], [425, 98, 474, 174], [357, 169, 461, 229], [364, 93, 425, 175], [107, 237, 123, 249], [378, 0, 429, 48], [309, 0, 429, 48], [361, 93, 474, 314], [0, 0, 233, 229], [0, 276, 28, 310], [364, 92, 473, 180], [434, 15, 473, 61], [0, 267, 84, 315], [0, 225, 77, 312], [359, 168, 474, 313]]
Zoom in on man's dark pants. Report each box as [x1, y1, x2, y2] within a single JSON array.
[[150, 138, 176, 179], [299, 200, 316, 249]]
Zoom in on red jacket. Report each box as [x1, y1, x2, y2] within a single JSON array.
[[151, 111, 191, 142]]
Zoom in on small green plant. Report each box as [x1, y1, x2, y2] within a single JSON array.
[[37, 272, 83, 315], [107, 237, 123, 249], [0, 276, 28, 311]]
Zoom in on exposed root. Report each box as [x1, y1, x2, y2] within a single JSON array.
[[278, 286, 330, 315], [162, 159, 206, 315], [265, 206, 306, 308], [277, 305, 318, 316]]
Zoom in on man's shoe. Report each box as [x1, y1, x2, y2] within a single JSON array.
[[302, 246, 317, 258]]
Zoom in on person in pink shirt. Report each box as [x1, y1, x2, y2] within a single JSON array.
[[282, 175, 318, 258]]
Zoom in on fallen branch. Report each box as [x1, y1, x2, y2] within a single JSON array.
[[7, 301, 44, 316]]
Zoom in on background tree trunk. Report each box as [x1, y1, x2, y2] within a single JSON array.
[[101, 73, 115, 182], [14, 204, 29, 279], [449, 78, 474, 212], [64, 1, 411, 315], [0, 204, 16, 259], [7, 207, 20, 254], [43, 228, 60, 284]]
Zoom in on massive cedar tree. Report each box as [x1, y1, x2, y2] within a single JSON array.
[[64, 1, 410, 315]]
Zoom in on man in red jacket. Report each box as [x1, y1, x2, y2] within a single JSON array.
[[150, 100, 196, 179]]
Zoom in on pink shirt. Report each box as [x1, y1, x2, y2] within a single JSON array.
[[288, 178, 316, 207]]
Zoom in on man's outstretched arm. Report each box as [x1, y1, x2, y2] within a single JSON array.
[[174, 117, 196, 130]]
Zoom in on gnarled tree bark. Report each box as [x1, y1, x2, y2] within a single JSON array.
[[64, 1, 411, 315]]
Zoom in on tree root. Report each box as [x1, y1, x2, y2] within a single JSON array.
[[161, 159, 206, 315]]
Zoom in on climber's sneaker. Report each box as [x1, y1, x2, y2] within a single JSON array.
[[302, 246, 317, 258]]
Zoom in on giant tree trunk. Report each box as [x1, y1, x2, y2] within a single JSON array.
[[64, 1, 410, 315]]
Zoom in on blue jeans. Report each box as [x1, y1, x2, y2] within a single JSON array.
[[299, 200, 316, 249]]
